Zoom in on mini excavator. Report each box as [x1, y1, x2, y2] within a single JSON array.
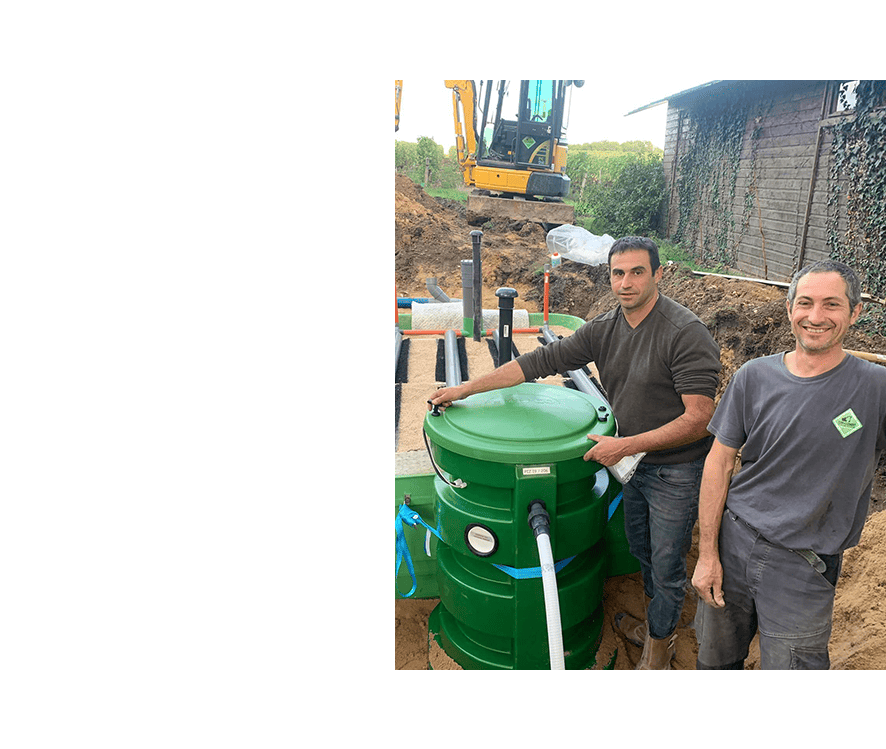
[[445, 80, 584, 228]]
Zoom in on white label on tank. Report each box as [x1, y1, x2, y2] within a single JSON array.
[[522, 466, 551, 476], [504, 325, 510, 336]]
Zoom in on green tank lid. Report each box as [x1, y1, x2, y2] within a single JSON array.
[[425, 382, 613, 464]]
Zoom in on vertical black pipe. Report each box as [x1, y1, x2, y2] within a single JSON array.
[[471, 230, 483, 341], [461, 259, 473, 332], [496, 287, 517, 366]]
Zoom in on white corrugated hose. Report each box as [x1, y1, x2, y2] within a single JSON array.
[[410, 301, 530, 331], [536, 532, 565, 670]]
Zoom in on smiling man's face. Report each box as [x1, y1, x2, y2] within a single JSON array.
[[788, 271, 861, 354]]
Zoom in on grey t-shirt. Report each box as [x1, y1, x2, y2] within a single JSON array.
[[710, 352, 886, 555], [516, 294, 721, 464]]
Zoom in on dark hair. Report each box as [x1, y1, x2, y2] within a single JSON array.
[[787, 260, 862, 310], [608, 236, 661, 273]]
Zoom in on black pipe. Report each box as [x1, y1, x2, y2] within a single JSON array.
[[471, 230, 483, 341], [461, 259, 473, 325], [495, 287, 518, 366], [528, 500, 551, 538]]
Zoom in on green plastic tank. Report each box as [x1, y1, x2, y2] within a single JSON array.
[[423, 382, 622, 669]]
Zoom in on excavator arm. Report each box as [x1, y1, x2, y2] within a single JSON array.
[[444, 80, 480, 176]]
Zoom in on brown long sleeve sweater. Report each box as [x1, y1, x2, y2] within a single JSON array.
[[516, 294, 721, 464]]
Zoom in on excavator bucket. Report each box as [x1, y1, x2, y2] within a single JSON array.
[[466, 194, 574, 227]]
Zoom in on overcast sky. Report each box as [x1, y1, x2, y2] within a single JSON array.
[[385, 70, 883, 152]]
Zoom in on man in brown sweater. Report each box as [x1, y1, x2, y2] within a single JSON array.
[[428, 236, 721, 669]]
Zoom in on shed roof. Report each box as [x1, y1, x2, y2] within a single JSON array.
[[627, 80, 846, 116], [626, 80, 723, 115]]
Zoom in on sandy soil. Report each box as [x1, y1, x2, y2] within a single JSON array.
[[394, 173, 886, 670]]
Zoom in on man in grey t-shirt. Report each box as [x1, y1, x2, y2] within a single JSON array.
[[692, 259, 886, 669], [429, 236, 721, 669]]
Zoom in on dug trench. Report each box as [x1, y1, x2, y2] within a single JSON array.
[[393, 174, 886, 670]]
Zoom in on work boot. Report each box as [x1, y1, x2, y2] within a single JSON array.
[[614, 595, 651, 648], [635, 631, 677, 670], [614, 612, 647, 647]]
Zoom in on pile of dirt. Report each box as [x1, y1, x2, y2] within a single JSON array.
[[395, 173, 550, 312], [394, 174, 886, 669]]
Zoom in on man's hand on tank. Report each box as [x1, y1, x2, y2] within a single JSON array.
[[583, 434, 627, 465], [427, 386, 464, 412]]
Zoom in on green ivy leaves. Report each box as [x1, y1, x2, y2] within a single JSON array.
[[673, 88, 752, 269], [828, 81, 886, 319]]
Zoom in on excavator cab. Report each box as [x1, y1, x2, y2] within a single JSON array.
[[485, 80, 560, 169]]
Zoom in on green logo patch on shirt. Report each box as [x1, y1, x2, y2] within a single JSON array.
[[833, 408, 863, 438]]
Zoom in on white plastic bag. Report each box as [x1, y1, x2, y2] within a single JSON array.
[[608, 451, 647, 484], [545, 225, 615, 266]]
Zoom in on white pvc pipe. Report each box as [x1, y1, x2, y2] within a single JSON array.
[[535, 532, 565, 670], [541, 326, 608, 402], [444, 329, 462, 387]]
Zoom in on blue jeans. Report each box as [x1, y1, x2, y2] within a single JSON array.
[[694, 508, 841, 670], [621, 457, 703, 640]]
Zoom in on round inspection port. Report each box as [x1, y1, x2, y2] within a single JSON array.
[[464, 524, 498, 557]]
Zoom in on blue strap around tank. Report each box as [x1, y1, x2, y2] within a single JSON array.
[[492, 556, 575, 579], [396, 490, 623, 593], [495, 490, 623, 579], [595, 466, 623, 522], [395, 503, 443, 598], [608, 490, 623, 521]]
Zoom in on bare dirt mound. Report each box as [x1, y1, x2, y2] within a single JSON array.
[[394, 174, 886, 670], [395, 173, 549, 312]]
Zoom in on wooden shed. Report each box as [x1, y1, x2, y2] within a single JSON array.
[[638, 80, 886, 290]]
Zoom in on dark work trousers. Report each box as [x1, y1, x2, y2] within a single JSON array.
[[695, 508, 842, 670]]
